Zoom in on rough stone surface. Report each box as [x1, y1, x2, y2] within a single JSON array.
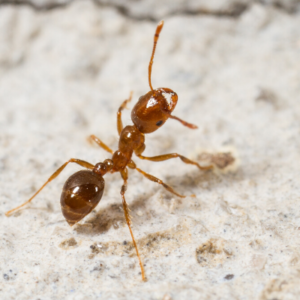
[[0, 1, 300, 300], [1, 0, 300, 16]]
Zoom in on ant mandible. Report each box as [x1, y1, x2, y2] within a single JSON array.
[[6, 21, 213, 281]]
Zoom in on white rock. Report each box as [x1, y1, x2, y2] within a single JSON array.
[[1, 1, 300, 299]]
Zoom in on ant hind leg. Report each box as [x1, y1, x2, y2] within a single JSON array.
[[5, 158, 95, 216], [120, 169, 146, 281], [134, 167, 190, 198]]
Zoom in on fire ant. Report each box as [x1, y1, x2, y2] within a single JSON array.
[[6, 21, 213, 281]]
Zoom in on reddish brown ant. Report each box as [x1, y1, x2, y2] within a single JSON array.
[[6, 21, 213, 281]]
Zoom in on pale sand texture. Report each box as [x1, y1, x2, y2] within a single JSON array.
[[0, 1, 300, 299]]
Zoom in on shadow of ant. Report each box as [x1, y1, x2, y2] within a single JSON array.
[[74, 165, 243, 236], [74, 188, 155, 236]]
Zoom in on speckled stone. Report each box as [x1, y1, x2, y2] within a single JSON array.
[[1, 1, 300, 300]]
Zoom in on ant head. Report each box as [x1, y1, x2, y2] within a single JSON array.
[[131, 87, 178, 133], [131, 21, 197, 133], [131, 21, 178, 134]]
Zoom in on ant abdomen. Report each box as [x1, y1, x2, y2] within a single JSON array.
[[131, 88, 178, 134], [60, 170, 105, 226]]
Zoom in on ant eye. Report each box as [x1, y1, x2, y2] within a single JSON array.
[[156, 120, 163, 126]]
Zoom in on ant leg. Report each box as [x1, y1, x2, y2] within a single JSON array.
[[169, 114, 198, 129], [134, 167, 188, 198], [120, 168, 146, 281], [127, 160, 136, 169], [5, 158, 95, 217], [89, 135, 113, 154], [137, 153, 213, 171], [117, 91, 133, 135]]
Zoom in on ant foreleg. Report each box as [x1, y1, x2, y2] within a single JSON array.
[[134, 167, 190, 198], [89, 135, 113, 154], [136, 153, 213, 171], [5, 158, 94, 217], [117, 91, 133, 135], [120, 169, 146, 281]]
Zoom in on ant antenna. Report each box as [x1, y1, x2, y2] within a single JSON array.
[[148, 20, 164, 91]]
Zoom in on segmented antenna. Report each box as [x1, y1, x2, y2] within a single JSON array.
[[148, 20, 164, 91]]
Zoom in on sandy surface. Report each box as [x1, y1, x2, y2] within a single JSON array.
[[0, 1, 300, 299]]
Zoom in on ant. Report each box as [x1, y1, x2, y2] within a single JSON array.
[[6, 21, 213, 281]]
